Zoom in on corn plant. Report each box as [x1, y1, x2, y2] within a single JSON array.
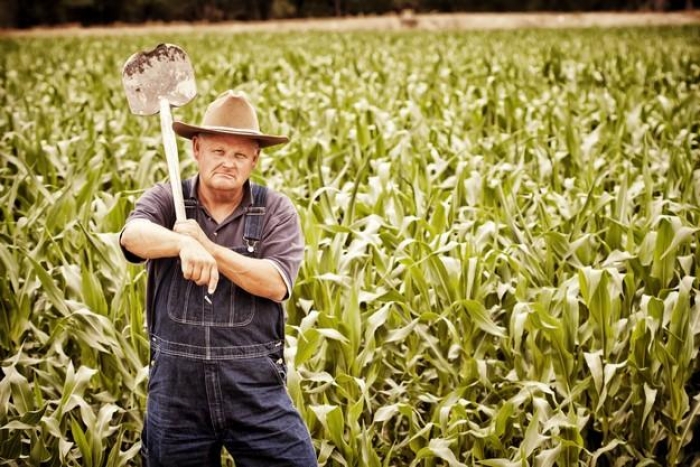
[[1, 26, 699, 466]]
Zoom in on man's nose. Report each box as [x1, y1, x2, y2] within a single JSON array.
[[221, 154, 236, 167]]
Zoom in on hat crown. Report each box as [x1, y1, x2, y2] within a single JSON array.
[[172, 89, 288, 147], [201, 91, 261, 133]]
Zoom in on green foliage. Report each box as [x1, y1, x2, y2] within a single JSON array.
[[1, 26, 700, 466]]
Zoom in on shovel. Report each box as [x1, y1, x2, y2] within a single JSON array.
[[122, 43, 196, 222]]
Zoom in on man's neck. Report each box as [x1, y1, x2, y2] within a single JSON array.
[[197, 184, 245, 224]]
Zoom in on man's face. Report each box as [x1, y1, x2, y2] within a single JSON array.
[[193, 133, 259, 195]]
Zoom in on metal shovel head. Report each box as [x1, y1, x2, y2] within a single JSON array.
[[122, 43, 196, 116]]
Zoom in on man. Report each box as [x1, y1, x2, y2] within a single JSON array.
[[120, 90, 317, 466]]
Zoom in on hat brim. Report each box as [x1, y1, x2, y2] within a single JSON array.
[[172, 121, 289, 148]]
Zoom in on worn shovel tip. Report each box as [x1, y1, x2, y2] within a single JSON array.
[[122, 43, 187, 77], [122, 43, 197, 115]]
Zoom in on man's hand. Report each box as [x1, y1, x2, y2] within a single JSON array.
[[173, 219, 288, 302], [178, 235, 219, 294], [174, 219, 213, 251]]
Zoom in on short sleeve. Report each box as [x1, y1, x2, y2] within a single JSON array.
[[120, 182, 176, 263], [259, 194, 304, 300]]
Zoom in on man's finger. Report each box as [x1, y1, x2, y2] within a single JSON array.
[[173, 221, 187, 233], [181, 261, 192, 278], [208, 267, 219, 295], [191, 262, 203, 283]]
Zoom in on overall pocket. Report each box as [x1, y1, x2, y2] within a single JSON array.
[[166, 247, 257, 327], [265, 354, 288, 386]]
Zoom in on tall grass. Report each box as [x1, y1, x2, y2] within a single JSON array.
[[1, 26, 699, 466]]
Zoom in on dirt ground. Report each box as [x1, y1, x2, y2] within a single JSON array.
[[3, 10, 700, 36]]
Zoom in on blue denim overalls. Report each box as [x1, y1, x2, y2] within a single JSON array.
[[141, 180, 316, 467]]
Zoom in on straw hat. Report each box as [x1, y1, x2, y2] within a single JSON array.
[[172, 91, 289, 148]]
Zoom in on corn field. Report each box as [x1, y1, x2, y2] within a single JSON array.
[[1, 25, 700, 466]]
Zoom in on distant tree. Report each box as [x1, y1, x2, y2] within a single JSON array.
[[5, 0, 699, 28], [295, 0, 305, 15], [259, 0, 274, 19], [237, 0, 274, 19], [0, 0, 19, 28], [17, 0, 64, 27]]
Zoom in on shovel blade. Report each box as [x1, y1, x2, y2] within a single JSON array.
[[122, 43, 196, 116]]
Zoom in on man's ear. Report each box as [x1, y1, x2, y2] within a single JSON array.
[[192, 136, 200, 161], [252, 146, 261, 166]]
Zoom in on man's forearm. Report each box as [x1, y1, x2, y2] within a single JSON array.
[[123, 219, 219, 293], [171, 220, 289, 301], [120, 219, 185, 260], [209, 244, 288, 302]]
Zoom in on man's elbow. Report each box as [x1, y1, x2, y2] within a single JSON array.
[[267, 282, 288, 302], [120, 220, 149, 258], [120, 223, 137, 250], [261, 273, 289, 302]]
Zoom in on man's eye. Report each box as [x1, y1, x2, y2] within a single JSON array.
[[213, 149, 225, 155], [235, 153, 248, 160]]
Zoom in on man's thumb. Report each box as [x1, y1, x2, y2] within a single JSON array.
[[208, 268, 219, 295]]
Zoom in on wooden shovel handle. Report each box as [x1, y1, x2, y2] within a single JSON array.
[[159, 98, 186, 223]]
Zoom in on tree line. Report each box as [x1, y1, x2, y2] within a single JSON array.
[[3, 0, 697, 29]]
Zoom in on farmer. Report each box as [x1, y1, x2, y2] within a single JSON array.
[[120, 90, 316, 466]]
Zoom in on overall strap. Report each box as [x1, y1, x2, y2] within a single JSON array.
[[181, 178, 197, 220], [243, 183, 268, 254]]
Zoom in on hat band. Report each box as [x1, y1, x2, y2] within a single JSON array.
[[200, 125, 263, 136]]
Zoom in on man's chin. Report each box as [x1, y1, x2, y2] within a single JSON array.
[[211, 175, 238, 185], [213, 182, 238, 190]]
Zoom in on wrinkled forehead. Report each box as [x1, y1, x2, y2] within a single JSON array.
[[195, 133, 260, 153]]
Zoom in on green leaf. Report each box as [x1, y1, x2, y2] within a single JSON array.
[[411, 438, 467, 467], [295, 328, 321, 367], [479, 458, 521, 467], [461, 299, 506, 337], [493, 402, 515, 438], [521, 408, 546, 458], [29, 432, 52, 464], [5, 365, 34, 415], [535, 445, 561, 467], [584, 351, 603, 396], [22, 250, 71, 317], [71, 416, 92, 467], [642, 383, 657, 429], [374, 403, 400, 423]]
